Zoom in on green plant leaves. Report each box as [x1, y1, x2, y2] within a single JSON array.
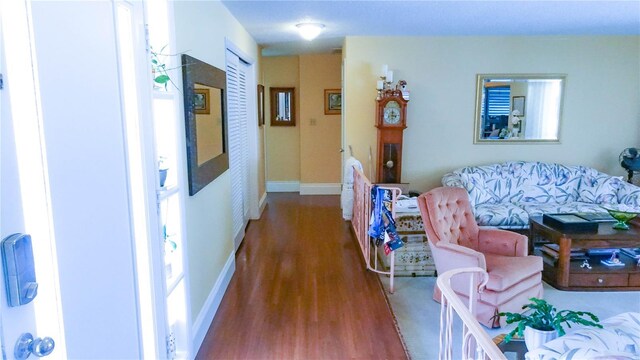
[[496, 297, 602, 343], [154, 74, 170, 84]]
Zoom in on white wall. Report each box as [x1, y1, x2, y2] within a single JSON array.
[[30, 1, 141, 358], [173, 0, 258, 333], [344, 36, 640, 191]]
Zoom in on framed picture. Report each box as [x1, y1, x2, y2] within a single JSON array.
[[324, 89, 341, 115], [257, 84, 265, 126], [194, 88, 210, 114], [512, 96, 525, 116]]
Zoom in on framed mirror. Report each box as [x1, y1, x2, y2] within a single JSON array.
[[182, 54, 228, 195], [270, 87, 295, 126], [474, 74, 566, 144]]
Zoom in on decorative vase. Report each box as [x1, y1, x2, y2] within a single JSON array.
[[159, 168, 168, 187], [524, 327, 558, 351], [604, 208, 638, 230]]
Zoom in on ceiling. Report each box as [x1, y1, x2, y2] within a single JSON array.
[[220, 0, 640, 56]]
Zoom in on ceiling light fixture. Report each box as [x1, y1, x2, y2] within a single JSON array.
[[296, 23, 325, 41]]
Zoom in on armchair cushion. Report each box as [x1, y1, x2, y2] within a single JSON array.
[[478, 228, 527, 257], [484, 254, 542, 291]]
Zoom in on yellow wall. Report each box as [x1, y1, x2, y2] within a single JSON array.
[[258, 50, 266, 198], [263, 56, 300, 181], [299, 54, 342, 183], [344, 36, 640, 191], [263, 54, 343, 185], [173, 0, 259, 324]]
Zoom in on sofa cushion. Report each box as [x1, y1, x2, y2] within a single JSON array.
[[484, 254, 543, 291], [459, 173, 496, 206], [618, 181, 640, 209], [475, 203, 529, 228], [518, 202, 607, 218], [579, 174, 622, 204], [551, 165, 582, 203]]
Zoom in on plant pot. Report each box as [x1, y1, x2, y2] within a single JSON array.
[[524, 326, 558, 351], [159, 169, 168, 187]]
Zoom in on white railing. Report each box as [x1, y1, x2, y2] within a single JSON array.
[[437, 267, 506, 360], [351, 166, 400, 293]]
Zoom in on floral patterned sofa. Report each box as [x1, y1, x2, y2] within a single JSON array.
[[525, 312, 640, 360], [442, 161, 640, 229]]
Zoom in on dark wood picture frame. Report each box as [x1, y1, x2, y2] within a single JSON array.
[[270, 87, 296, 126], [324, 89, 341, 115], [257, 84, 265, 126], [194, 88, 210, 114], [182, 54, 228, 196]]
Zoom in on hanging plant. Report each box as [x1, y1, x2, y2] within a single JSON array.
[[150, 45, 185, 91]]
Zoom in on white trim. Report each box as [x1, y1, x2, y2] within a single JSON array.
[[233, 223, 246, 251], [267, 181, 300, 192], [258, 192, 267, 216], [300, 183, 342, 195], [191, 252, 235, 356], [224, 37, 255, 65]]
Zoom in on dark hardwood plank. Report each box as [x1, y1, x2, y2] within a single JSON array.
[[196, 193, 408, 360]]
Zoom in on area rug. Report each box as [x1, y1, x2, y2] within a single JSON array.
[[379, 276, 640, 360]]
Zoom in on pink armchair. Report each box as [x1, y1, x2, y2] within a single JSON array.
[[417, 187, 543, 328]]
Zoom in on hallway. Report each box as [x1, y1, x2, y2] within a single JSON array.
[[196, 193, 407, 359]]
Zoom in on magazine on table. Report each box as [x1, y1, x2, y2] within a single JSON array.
[[620, 248, 640, 260]]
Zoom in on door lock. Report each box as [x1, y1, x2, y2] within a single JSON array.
[[15, 333, 55, 359]]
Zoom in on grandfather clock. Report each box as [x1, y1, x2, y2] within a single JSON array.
[[375, 89, 408, 183]]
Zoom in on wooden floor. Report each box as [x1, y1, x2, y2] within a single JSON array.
[[196, 193, 408, 360]]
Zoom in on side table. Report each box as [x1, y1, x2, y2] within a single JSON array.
[[493, 334, 526, 360]]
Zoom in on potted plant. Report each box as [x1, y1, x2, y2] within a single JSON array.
[[158, 156, 169, 188], [498, 298, 602, 351]]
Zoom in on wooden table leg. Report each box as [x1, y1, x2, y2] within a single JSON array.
[[557, 236, 571, 287]]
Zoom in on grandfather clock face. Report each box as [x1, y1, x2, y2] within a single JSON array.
[[383, 101, 401, 125], [376, 93, 408, 184]]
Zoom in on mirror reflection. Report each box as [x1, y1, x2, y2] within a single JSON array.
[[194, 83, 224, 166], [474, 74, 566, 143], [270, 87, 295, 126]]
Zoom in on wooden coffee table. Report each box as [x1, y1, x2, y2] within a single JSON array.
[[529, 216, 640, 291]]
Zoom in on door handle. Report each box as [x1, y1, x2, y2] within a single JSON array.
[[15, 333, 55, 359]]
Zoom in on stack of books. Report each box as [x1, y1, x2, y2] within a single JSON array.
[[540, 244, 588, 262]]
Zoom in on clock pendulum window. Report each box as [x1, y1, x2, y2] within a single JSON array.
[[375, 89, 409, 184]]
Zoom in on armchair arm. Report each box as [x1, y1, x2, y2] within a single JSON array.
[[477, 228, 528, 257], [434, 242, 487, 272]]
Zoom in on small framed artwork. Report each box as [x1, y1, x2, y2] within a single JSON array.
[[324, 89, 342, 115], [194, 88, 210, 114], [257, 84, 265, 126], [512, 96, 525, 115]]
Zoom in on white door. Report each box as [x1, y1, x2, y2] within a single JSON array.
[[0, 1, 63, 358]]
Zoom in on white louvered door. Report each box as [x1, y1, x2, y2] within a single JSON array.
[[226, 50, 250, 248]]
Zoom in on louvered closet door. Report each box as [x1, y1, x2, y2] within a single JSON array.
[[226, 50, 250, 242]]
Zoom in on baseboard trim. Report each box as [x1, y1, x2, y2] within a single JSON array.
[[258, 192, 267, 215], [300, 183, 341, 195], [192, 252, 235, 355], [266, 181, 300, 192]]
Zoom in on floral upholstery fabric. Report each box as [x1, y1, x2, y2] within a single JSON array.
[[442, 161, 640, 229], [525, 312, 640, 360]]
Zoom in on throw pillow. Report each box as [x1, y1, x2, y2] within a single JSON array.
[[459, 173, 495, 206], [579, 175, 622, 204]]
